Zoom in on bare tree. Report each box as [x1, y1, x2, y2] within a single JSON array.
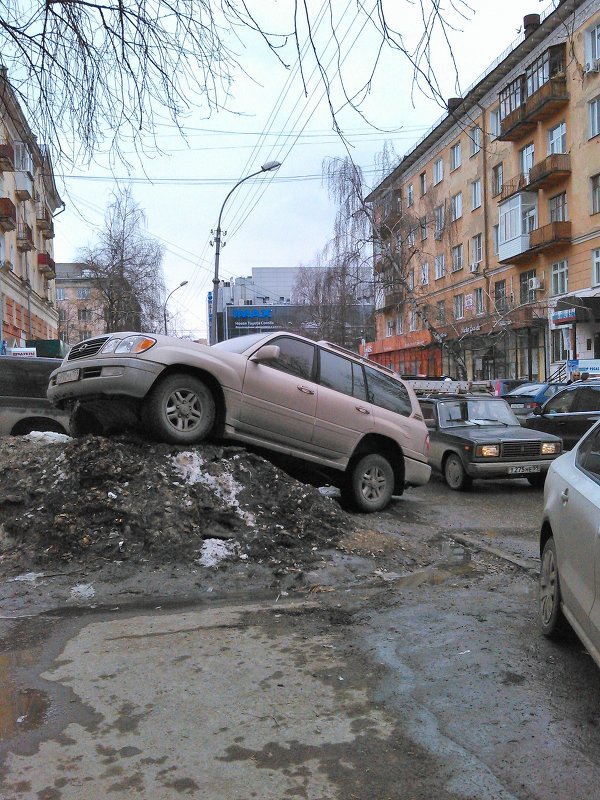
[[79, 187, 165, 333], [0, 1, 474, 164]]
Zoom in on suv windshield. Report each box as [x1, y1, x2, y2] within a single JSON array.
[[438, 398, 518, 427], [211, 333, 274, 353]]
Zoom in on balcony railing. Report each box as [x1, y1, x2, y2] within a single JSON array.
[[0, 197, 17, 232], [383, 289, 405, 307], [525, 75, 568, 123], [36, 203, 53, 230], [527, 153, 571, 191], [17, 222, 34, 251], [500, 174, 530, 202], [529, 220, 571, 251], [38, 252, 56, 278]]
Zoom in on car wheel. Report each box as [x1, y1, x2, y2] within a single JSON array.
[[344, 453, 394, 513], [527, 473, 546, 489], [539, 537, 568, 639], [144, 373, 215, 445], [444, 453, 471, 491]]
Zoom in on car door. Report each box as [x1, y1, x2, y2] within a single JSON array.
[[580, 427, 600, 650], [570, 386, 600, 446], [531, 387, 580, 449], [312, 349, 374, 458], [239, 336, 318, 448]]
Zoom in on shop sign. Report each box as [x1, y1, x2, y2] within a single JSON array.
[[465, 294, 473, 310], [9, 348, 37, 357], [460, 324, 482, 335], [552, 308, 576, 325]]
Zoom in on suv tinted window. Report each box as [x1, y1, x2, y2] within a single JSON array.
[[268, 337, 315, 380], [318, 350, 367, 401], [364, 366, 412, 417], [544, 389, 577, 413], [574, 386, 600, 412]]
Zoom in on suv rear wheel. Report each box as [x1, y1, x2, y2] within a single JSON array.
[[343, 453, 394, 513], [144, 373, 216, 444]]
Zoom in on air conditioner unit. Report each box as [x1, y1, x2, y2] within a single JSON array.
[[469, 262, 480, 273], [528, 277, 542, 291], [434, 230, 443, 240], [585, 60, 600, 74]]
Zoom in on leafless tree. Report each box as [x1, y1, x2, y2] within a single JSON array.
[[78, 187, 165, 333], [0, 0, 473, 164]]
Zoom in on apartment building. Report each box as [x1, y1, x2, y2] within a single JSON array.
[[364, 0, 600, 381], [55, 263, 108, 345], [0, 69, 62, 348]]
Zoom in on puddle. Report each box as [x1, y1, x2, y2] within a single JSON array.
[[0, 650, 49, 741]]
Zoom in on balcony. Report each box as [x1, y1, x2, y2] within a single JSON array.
[[500, 174, 530, 202], [16, 222, 34, 251], [14, 171, 32, 201], [383, 289, 405, 308], [498, 220, 571, 264], [36, 203, 53, 232], [0, 197, 17, 232], [498, 103, 536, 142], [525, 75, 569, 123], [527, 153, 571, 191], [37, 252, 56, 279], [0, 141, 14, 171]]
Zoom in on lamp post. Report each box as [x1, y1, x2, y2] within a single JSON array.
[[164, 280, 188, 335], [211, 160, 281, 344]]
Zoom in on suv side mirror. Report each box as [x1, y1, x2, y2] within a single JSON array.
[[250, 344, 280, 363], [532, 405, 543, 416]]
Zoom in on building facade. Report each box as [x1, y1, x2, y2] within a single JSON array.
[[0, 69, 62, 348], [55, 263, 107, 344], [365, 0, 600, 380]]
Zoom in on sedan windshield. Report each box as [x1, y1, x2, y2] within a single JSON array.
[[438, 398, 518, 427]]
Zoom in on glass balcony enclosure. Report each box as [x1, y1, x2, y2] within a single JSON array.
[[498, 192, 537, 261]]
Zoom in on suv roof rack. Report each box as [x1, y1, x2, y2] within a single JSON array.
[[317, 340, 397, 375]]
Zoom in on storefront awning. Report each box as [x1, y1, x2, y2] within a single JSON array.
[[555, 295, 600, 323]]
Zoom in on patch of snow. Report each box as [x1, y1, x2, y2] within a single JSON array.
[[171, 451, 256, 526], [107, 491, 117, 499], [9, 572, 46, 583], [69, 583, 95, 601], [23, 431, 71, 444], [197, 538, 239, 567]]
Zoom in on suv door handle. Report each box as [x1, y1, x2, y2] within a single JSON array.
[[561, 488, 569, 503], [297, 385, 315, 395], [355, 406, 370, 415]]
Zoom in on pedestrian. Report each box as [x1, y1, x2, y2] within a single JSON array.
[[567, 369, 581, 383], [1, 340, 6, 355], [580, 372, 590, 381]]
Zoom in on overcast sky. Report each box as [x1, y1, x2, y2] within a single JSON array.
[[52, 0, 554, 339]]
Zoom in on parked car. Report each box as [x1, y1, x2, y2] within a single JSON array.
[[538, 419, 600, 667], [47, 331, 431, 512], [523, 381, 600, 450], [504, 381, 569, 422], [419, 394, 562, 490], [0, 356, 70, 436], [491, 377, 529, 397]]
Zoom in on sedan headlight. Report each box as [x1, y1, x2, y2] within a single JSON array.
[[476, 444, 500, 457], [114, 335, 156, 355], [541, 442, 560, 455]]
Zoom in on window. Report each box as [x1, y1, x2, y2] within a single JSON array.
[[453, 294, 465, 319], [549, 192, 568, 222], [471, 233, 483, 264], [58, 308, 67, 322], [520, 269, 537, 304], [475, 287, 485, 314], [450, 192, 462, 221], [420, 217, 428, 240], [386, 319, 394, 337], [500, 76, 525, 120], [435, 253, 445, 280], [267, 336, 315, 380], [592, 174, 600, 214], [471, 179, 481, 210], [520, 143, 534, 178], [593, 248, 600, 286], [407, 184, 414, 206], [470, 126, 481, 156], [407, 227, 415, 247], [548, 122, 566, 154], [364, 366, 412, 417], [489, 108, 500, 141], [433, 158, 443, 185], [420, 262, 429, 285], [407, 269, 415, 291], [56, 288, 65, 301], [492, 163, 503, 197], [434, 205, 444, 234], [451, 244, 463, 272], [576, 425, 600, 483], [590, 97, 600, 139], [420, 171, 427, 195], [14, 142, 32, 173], [494, 280, 507, 312], [450, 142, 461, 170], [319, 351, 367, 401], [76, 288, 91, 300], [80, 331, 92, 340], [589, 22, 600, 62], [551, 260, 568, 296], [492, 225, 499, 255], [77, 308, 92, 322], [409, 310, 418, 331], [551, 328, 569, 362], [436, 300, 446, 323]]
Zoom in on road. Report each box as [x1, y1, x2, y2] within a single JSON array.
[[2, 476, 600, 799]]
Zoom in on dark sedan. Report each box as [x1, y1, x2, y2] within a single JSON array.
[[420, 395, 563, 490], [505, 381, 569, 422], [524, 381, 600, 450]]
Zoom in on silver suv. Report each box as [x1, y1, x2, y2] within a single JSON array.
[[48, 331, 431, 512]]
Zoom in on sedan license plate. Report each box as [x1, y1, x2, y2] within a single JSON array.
[[508, 465, 541, 475], [511, 403, 525, 409], [56, 368, 80, 385]]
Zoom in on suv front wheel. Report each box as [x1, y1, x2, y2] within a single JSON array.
[[343, 453, 394, 513], [144, 373, 216, 445]]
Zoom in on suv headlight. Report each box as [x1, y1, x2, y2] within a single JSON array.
[[541, 442, 560, 455], [476, 444, 500, 457], [101, 338, 122, 354], [114, 335, 157, 355]]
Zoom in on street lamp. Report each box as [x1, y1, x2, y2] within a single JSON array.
[[164, 280, 188, 335], [211, 160, 282, 344]]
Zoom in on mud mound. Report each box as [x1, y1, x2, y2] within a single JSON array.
[[0, 435, 354, 570]]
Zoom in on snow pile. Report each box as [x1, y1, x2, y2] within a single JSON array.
[[23, 431, 71, 444], [197, 538, 239, 567]]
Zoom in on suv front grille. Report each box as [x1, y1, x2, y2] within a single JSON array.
[[68, 336, 111, 361], [501, 441, 541, 459]]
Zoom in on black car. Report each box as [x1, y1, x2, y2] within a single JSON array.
[[420, 395, 563, 490], [523, 381, 600, 450]]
